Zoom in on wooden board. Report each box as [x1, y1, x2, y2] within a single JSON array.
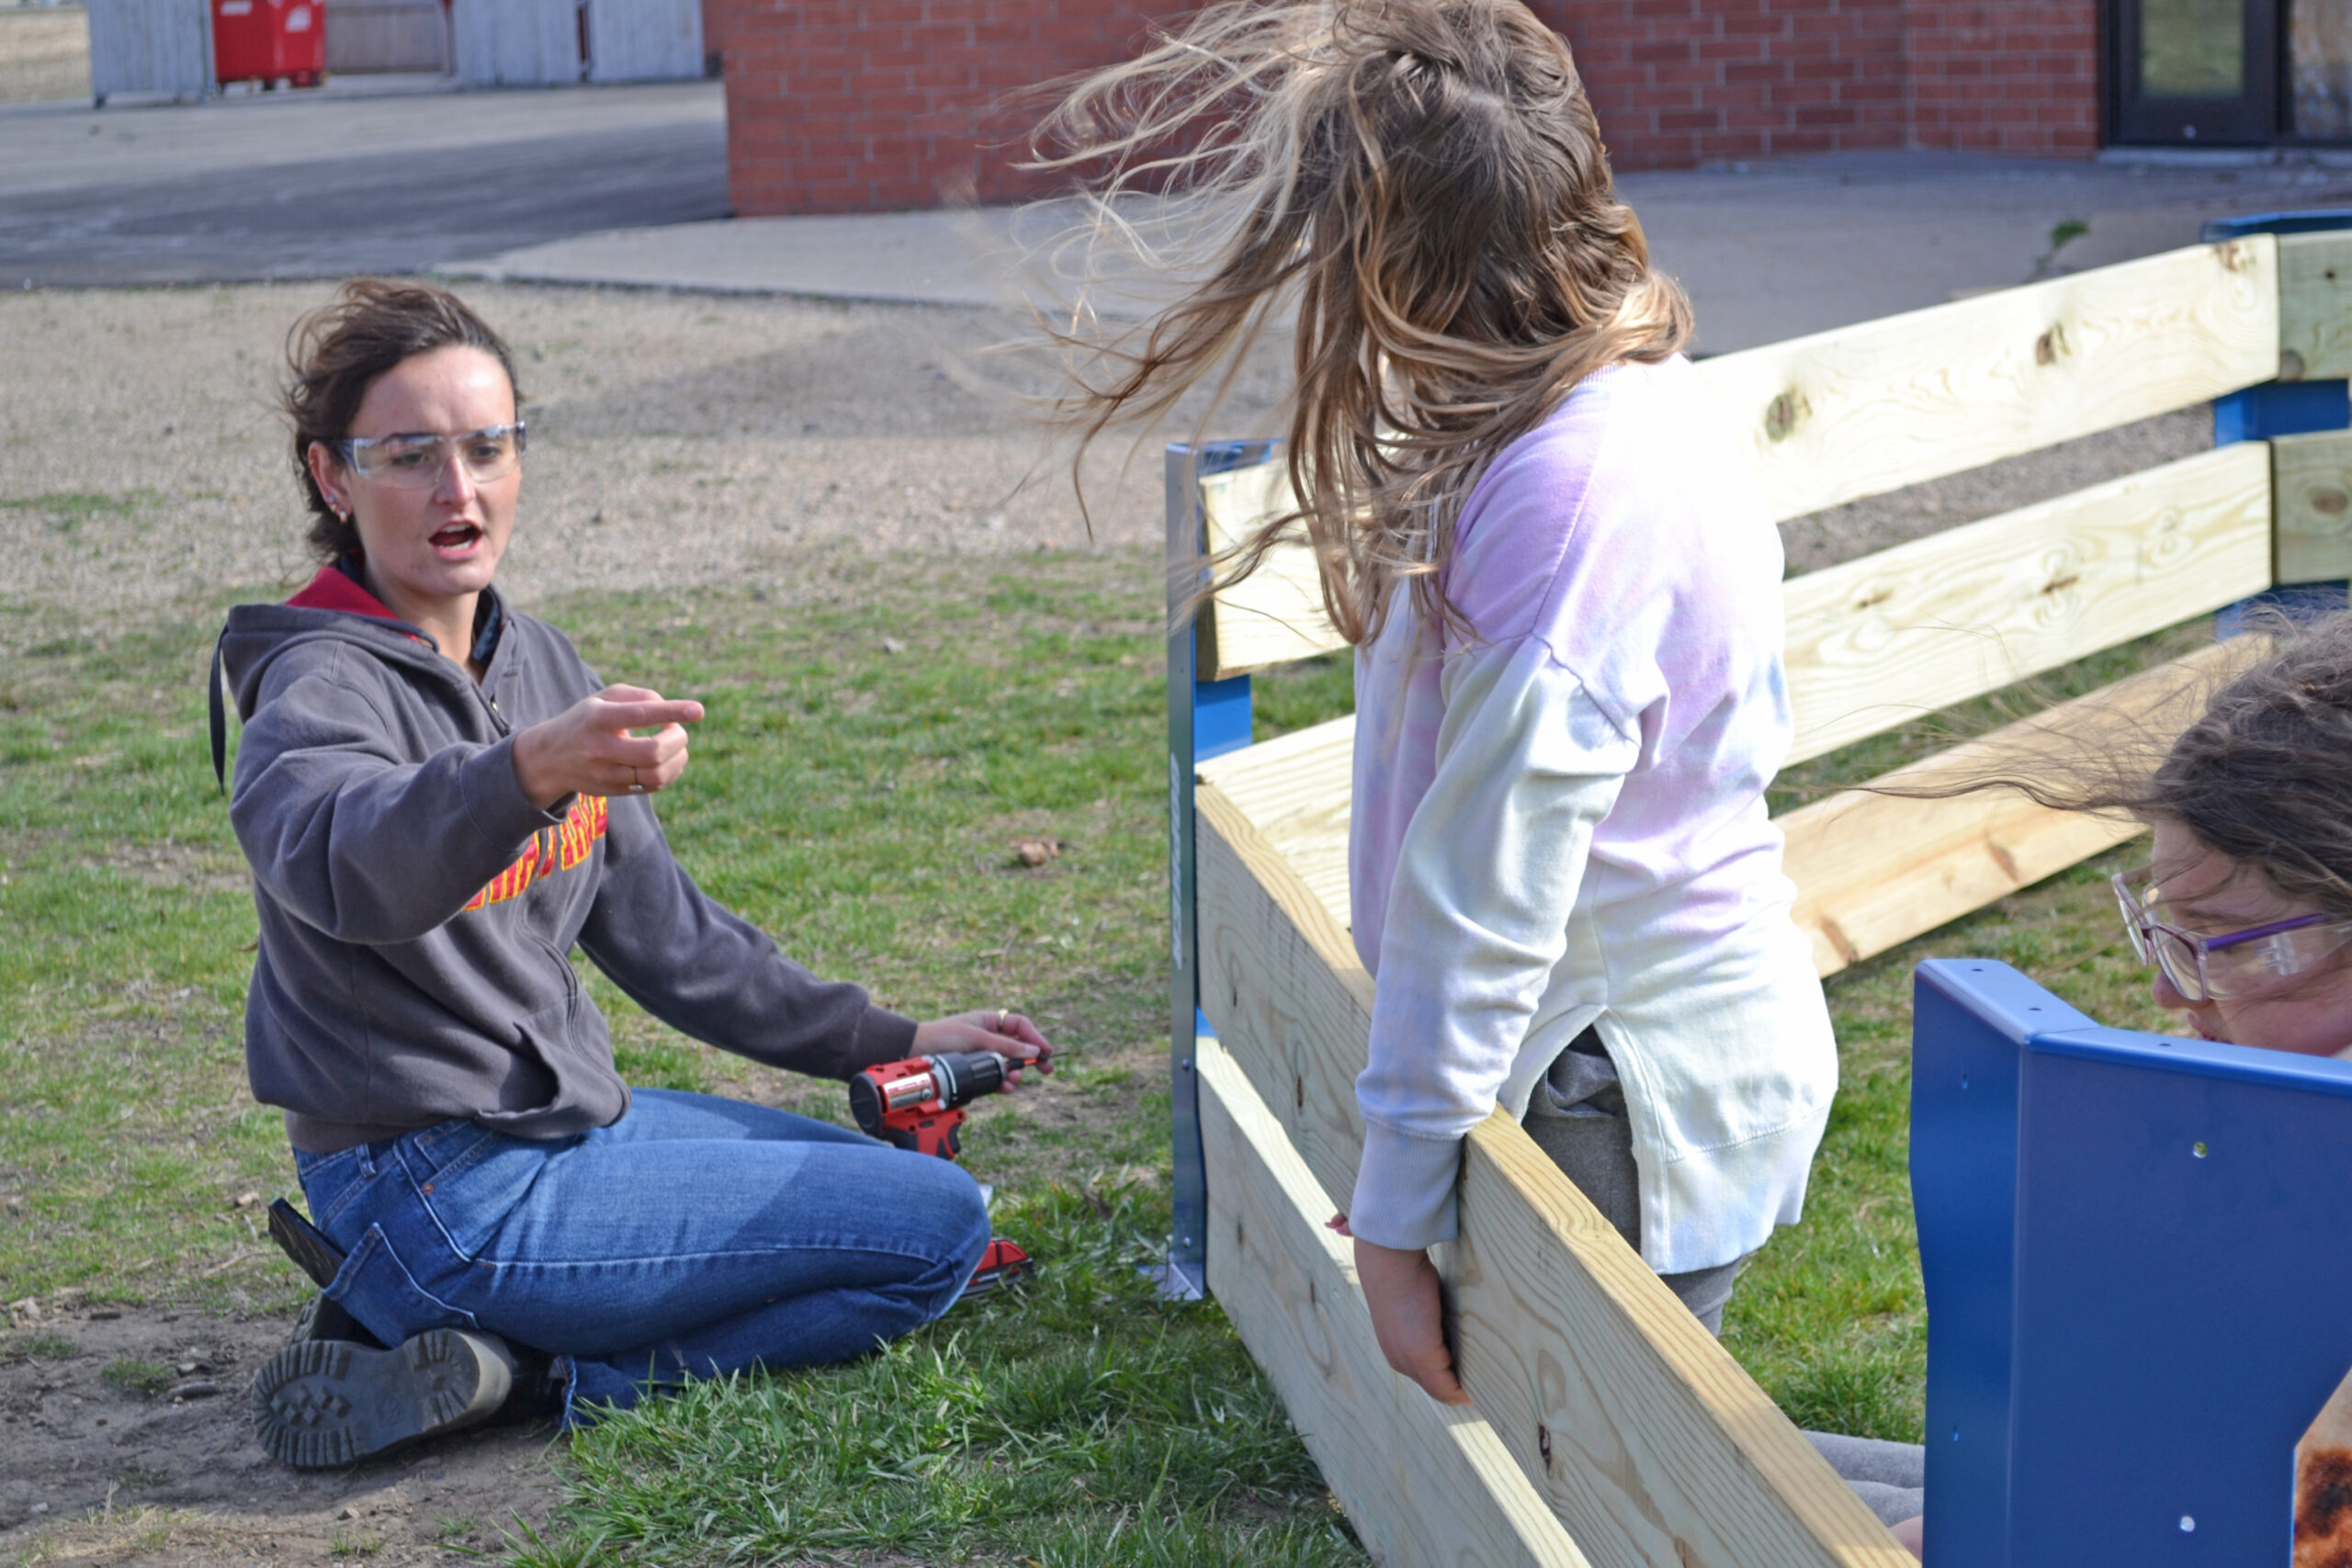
[[1448, 1115, 1913, 1568], [1196, 778, 1373, 1213], [1781, 443, 2273, 764], [1780, 639, 2263, 976], [1196, 715, 1355, 929], [2274, 429, 2352, 586], [2279, 231, 2352, 384], [1198, 460, 1349, 677], [1198, 1038, 1592, 1568], [1194, 789, 1909, 1568], [1696, 239, 2279, 525]]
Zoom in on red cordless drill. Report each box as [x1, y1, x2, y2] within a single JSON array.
[[851, 1049, 1042, 1292], [850, 1049, 1024, 1160]]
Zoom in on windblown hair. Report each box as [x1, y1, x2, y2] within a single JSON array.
[[282, 279, 523, 564], [1033, 0, 1690, 643], [1940, 615, 2352, 920]]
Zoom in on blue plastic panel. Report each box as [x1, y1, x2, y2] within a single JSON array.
[[1914, 959, 2352, 1565]]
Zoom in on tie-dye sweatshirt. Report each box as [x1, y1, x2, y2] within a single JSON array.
[[1346, 356, 1838, 1274]]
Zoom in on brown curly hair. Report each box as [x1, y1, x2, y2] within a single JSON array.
[[1032, 0, 1690, 643], [282, 279, 524, 564]]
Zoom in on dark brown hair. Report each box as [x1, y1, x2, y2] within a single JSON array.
[[1033, 0, 1690, 643], [282, 279, 524, 563], [1942, 615, 2352, 920]]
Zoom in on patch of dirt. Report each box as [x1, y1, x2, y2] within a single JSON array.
[[0, 283, 1291, 619], [0, 1306, 561, 1567], [0, 10, 88, 108]]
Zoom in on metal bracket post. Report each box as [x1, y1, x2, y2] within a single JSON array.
[[2205, 211, 2352, 634], [1156, 438, 1274, 1302]]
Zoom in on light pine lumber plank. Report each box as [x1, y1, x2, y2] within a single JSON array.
[[1200, 460, 1350, 678], [1781, 639, 2264, 976], [2273, 430, 2352, 587], [1193, 788, 1908, 1567], [1448, 1116, 1914, 1568], [1196, 714, 1356, 929], [1781, 443, 2273, 764], [1696, 238, 2279, 524], [1196, 778, 1373, 1213], [2279, 231, 2352, 383], [1193, 241, 2279, 672], [1198, 1038, 1593, 1568]]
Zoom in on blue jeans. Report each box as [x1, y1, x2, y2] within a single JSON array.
[[292, 1089, 992, 1424]]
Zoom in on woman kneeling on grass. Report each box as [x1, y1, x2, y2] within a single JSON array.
[[218, 279, 1049, 1469]]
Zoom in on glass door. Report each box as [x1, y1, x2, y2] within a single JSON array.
[[2292, 0, 2352, 140], [2112, 0, 2279, 144]]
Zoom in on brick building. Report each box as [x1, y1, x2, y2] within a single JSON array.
[[704, 0, 2352, 216]]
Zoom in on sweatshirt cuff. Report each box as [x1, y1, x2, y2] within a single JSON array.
[[1347, 1122, 1464, 1250], [857, 1006, 922, 1069], [461, 733, 566, 849]]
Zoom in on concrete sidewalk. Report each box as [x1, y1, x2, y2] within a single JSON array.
[[6, 59, 2352, 349], [445, 151, 2352, 355]]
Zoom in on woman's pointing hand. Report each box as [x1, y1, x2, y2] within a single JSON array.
[[512, 684, 705, 810]]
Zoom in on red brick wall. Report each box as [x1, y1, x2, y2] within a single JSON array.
[[709, 0, 2101, 214], [711, 0, 1185, 216], [1905, 1, 2101, 156], [1534, 0, 2098, 170]]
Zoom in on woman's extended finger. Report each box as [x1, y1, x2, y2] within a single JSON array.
[[593, 699, 706, 733]]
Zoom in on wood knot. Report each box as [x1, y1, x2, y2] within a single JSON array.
[[1537, 1422, 1554, 1472], [2040, 573, 2080, 596], [1763, 389, 1804, 444], [1294, 1075, 1306, 1110], [2034, 322, 2069, 367], [2314, 488, 2351, 518], [2218, 239, 2252, 273], [2280, 348, 2309, 383]]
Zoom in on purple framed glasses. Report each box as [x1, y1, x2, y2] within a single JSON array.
[[2110, 865, 2352, 1002]]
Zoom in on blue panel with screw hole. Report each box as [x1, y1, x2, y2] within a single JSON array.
[[1915, 959, 2352, 1564]]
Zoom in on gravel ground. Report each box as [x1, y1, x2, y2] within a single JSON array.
[[0, 280, 2212, 628], [0, 7, 85, 107], [0, 282, 1296, 623]]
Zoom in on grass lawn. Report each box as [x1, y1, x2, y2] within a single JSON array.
[[0, 545, 2203, 1562]]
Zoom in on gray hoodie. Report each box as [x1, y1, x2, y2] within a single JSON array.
[[219, 570, 917, 1153]]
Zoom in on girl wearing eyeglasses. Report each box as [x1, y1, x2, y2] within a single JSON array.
[[216, 279, 1049, 1471]]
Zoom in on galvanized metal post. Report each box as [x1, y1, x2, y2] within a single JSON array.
[[1158, 439, 1273, 1301]]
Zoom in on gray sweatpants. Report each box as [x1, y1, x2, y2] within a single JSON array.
[[1518, 1028, 1745, 1332], [1521, 1029, 1927, 1529]]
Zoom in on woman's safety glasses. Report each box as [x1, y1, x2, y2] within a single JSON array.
[[337, 423, 526, 488], [2110, 864, 2352, 1002]]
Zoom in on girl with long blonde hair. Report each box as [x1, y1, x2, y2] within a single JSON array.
[[1043, 0, 1838, 1406]]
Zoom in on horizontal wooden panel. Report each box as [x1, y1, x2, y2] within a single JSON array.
[[2279, 231, 2352, 383], [1195, 788, 1908, 1568], [1198, 1040, 1592, 1568], [1451, 1116, 1913, 1568], [1781, 639, 2263, 976], [1782, 443, 2273, 764], [1197, 777, 1373, 1213], [2274, 429, 2352, 586], [1199, 460, 1349, 678], [1197, 714, 1355, 929], [1697, 238, 2279, 524]]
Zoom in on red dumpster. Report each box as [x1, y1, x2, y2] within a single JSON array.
[[212, 0, 326, 88]]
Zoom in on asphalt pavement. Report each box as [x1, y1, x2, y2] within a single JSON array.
[[8, 73, 2352, 350], [0, 78, 725, 286]]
